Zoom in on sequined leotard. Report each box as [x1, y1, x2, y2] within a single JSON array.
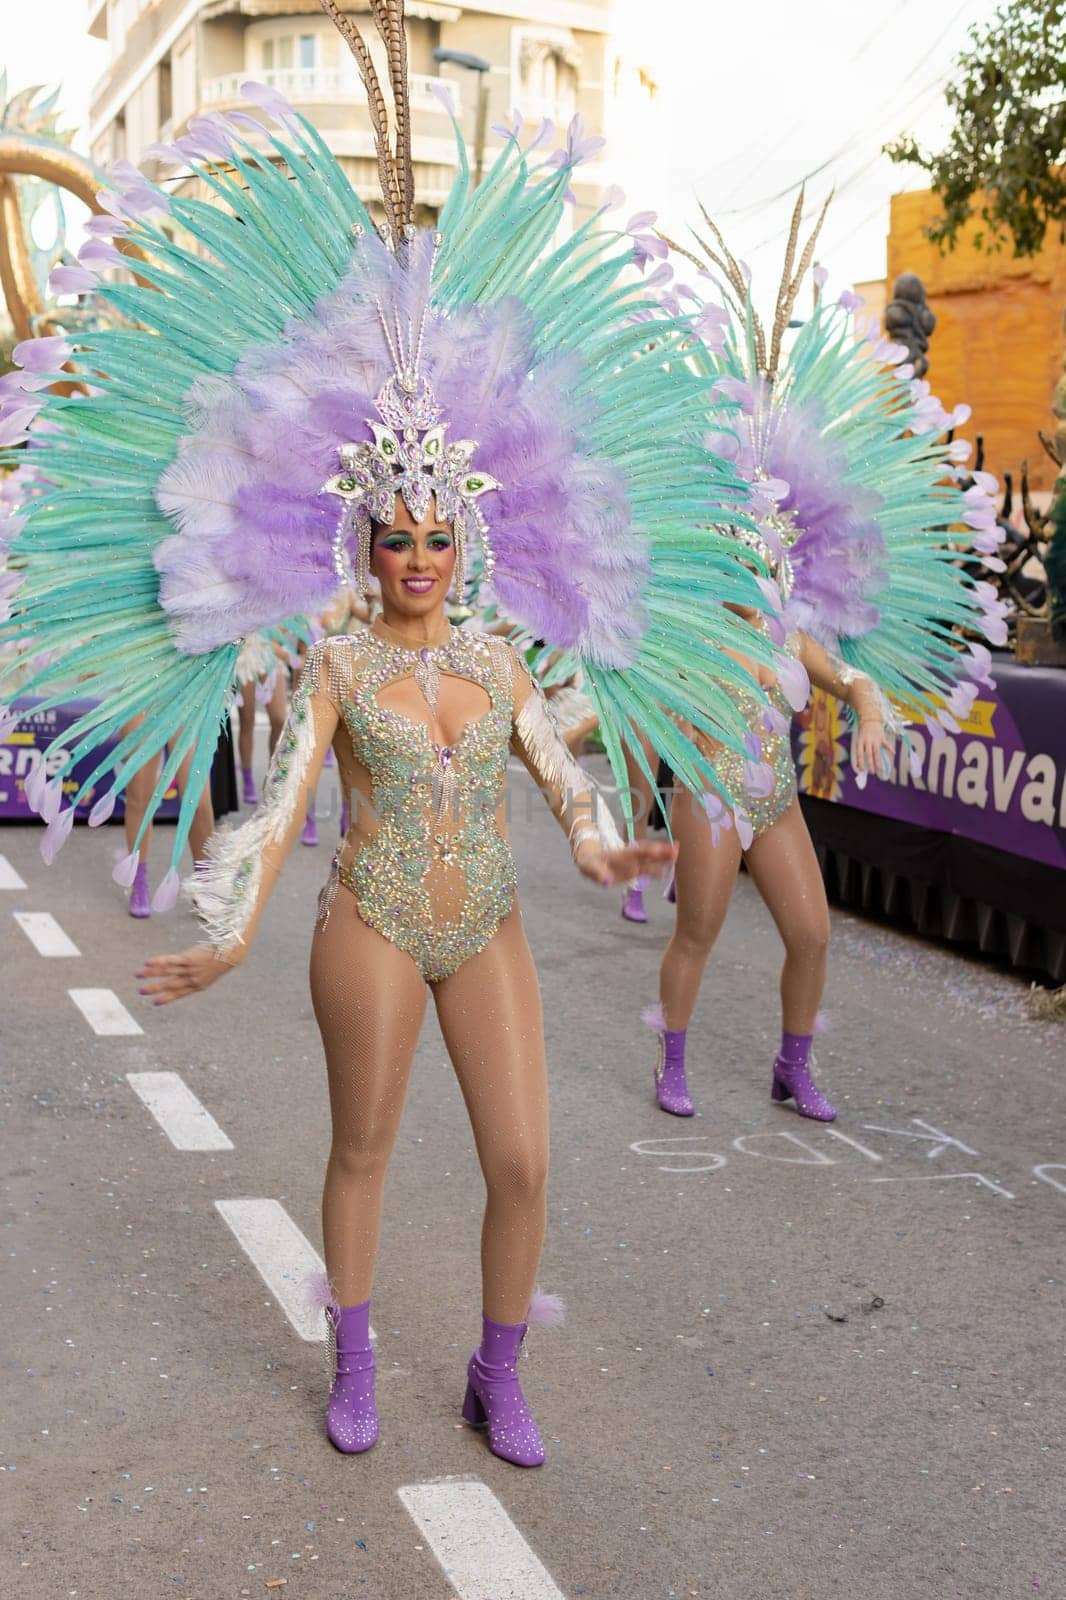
[[320, 628, 519, 980], [192, 628, 618, 982], [709, 673, 797, 840]]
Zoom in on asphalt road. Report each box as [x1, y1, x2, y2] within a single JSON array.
[[2, 742, 1063, 1600]]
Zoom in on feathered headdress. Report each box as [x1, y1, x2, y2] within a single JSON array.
[[0, 1, 778, 897], [666, 189, 1007, 732]]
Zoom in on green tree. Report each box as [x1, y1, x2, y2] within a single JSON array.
[[886, 1, 1066, 639], [886, 1, 1066, 255]]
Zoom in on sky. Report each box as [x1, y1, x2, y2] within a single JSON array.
[[1, 0, 1001, 299]]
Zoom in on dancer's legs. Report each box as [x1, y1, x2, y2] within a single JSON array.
[[174, 746, 215, 863], [123, 752, 158, 864], [623, 736, 656, 844], [311, 905, 428, 1305], [658, 787, 742, 1030], [122, 714, 214, 866], [237, 683, 257, 772], [742, 799, 830, 1034], [432, 909, 549, 1326], [264, 667, 288, 758]]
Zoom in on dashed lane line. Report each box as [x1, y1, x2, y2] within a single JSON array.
[[398, 1478, 566, 1600], [13, 910, 80, 958], [68, 987, 143, 1036], [127, 1070, 234, 1151], [214, 1198, 330, 1342], [0, 854, 27, 890]]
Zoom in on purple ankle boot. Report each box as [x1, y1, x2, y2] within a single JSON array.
[[621, 876, 648, 923], [643, 1005, 694, 1116], [463, 1313, 546, 1467], [325, 1301, 378, 1453], [771, 1031, 837, 1122], [241, 765, 257, 806], [302, 807, 319, 847], [128, 861, 151, 919]]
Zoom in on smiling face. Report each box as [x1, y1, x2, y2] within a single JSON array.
[[369, 495, 457, 625]]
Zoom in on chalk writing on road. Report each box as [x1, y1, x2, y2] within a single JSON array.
[[628, 1115, 1055, 1202]]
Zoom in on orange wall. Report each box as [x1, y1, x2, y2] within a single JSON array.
[[885, 189, 1066, 494]]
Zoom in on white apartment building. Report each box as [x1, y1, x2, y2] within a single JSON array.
[[86, 0, 666, 218]]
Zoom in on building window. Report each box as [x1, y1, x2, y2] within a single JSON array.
[[158, 53, 173, 129], [516, 32, 580, 124]]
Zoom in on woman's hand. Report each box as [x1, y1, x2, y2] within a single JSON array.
[[853, 718, 894, 778], [576, 838, 678, 888], [136, 945, 240, 1006]]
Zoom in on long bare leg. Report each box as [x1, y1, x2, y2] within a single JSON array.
[[659, 787, 742, 1031], [123, 750, 161, 864], [743, 799, 835, 1120], [620, 736, 658, 922], [432, 909, 549, 1324], [432, 908, 551, 1467], [310, 904, 428, 1305], [174, 745, 216, 863], [265, 667, 288, 759], [743, 799, 830, 1035], [237, 682, 257, 773], [646, 788, 743, 1115]]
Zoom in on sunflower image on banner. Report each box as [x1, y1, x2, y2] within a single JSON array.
[[796, 687, 848, 802]]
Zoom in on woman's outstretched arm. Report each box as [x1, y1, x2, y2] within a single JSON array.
[[798, 633, 897, 776], [137, 638, 342, 1003], [505, 643, 676, 888]]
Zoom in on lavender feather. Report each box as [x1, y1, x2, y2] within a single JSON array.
[[154, 233, 649, 664], [758, 392, 889, 643], [527, 1288, 566, 1327]]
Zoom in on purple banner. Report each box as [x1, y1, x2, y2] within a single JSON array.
[[0, 697, 179, 821], [793, 660, 1066, 871]]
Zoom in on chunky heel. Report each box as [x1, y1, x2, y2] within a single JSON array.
[[770, 1051, 837, 1121], [647, 1023, 695, 1117], [461, 1381, 486, 1427], [463, 1329, 545, 1466]]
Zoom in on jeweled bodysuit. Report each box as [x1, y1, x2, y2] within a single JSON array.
[[709, 674, 797, 840], [321, 628, 519, 981], [194, 627, 611, 983]]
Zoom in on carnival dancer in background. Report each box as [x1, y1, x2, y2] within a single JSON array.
[[643, 194, 1008, 1121], [235, 632, 289, 806], [0, 4, 784, 1467], [120, 717, 216, 918], [293, 584, 371, 845]]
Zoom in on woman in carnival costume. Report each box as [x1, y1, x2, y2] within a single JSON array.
[[234, 629, 290, 808], [643, 196, 1007, 1122], [0, 4, 785, 1464]]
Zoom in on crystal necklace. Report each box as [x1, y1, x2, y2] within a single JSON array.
[[368, 619, 453, 713]]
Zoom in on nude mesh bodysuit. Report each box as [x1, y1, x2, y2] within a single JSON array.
[[318, 627, 520, 981], [191, 626, 614, 1318]]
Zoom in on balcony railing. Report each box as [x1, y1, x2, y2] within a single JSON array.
[[203, 69, 459, 113]]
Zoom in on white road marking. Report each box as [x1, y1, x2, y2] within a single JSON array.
[[13, 911, 80, 958], [0, 854, 27, 890], [68, 988, 143, 1036], [126, 1071, 233, 1151], [862, 1117, 978, 1159], [398, 1478, 565, 1600], [823, 1127, 883, 1162], [870, 1171, 1014, 1199], [214, 1199, 329, 1342]]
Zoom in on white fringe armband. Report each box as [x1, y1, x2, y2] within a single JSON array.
[[513, 685, 624, 855], [188, 640, 330, 953]]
